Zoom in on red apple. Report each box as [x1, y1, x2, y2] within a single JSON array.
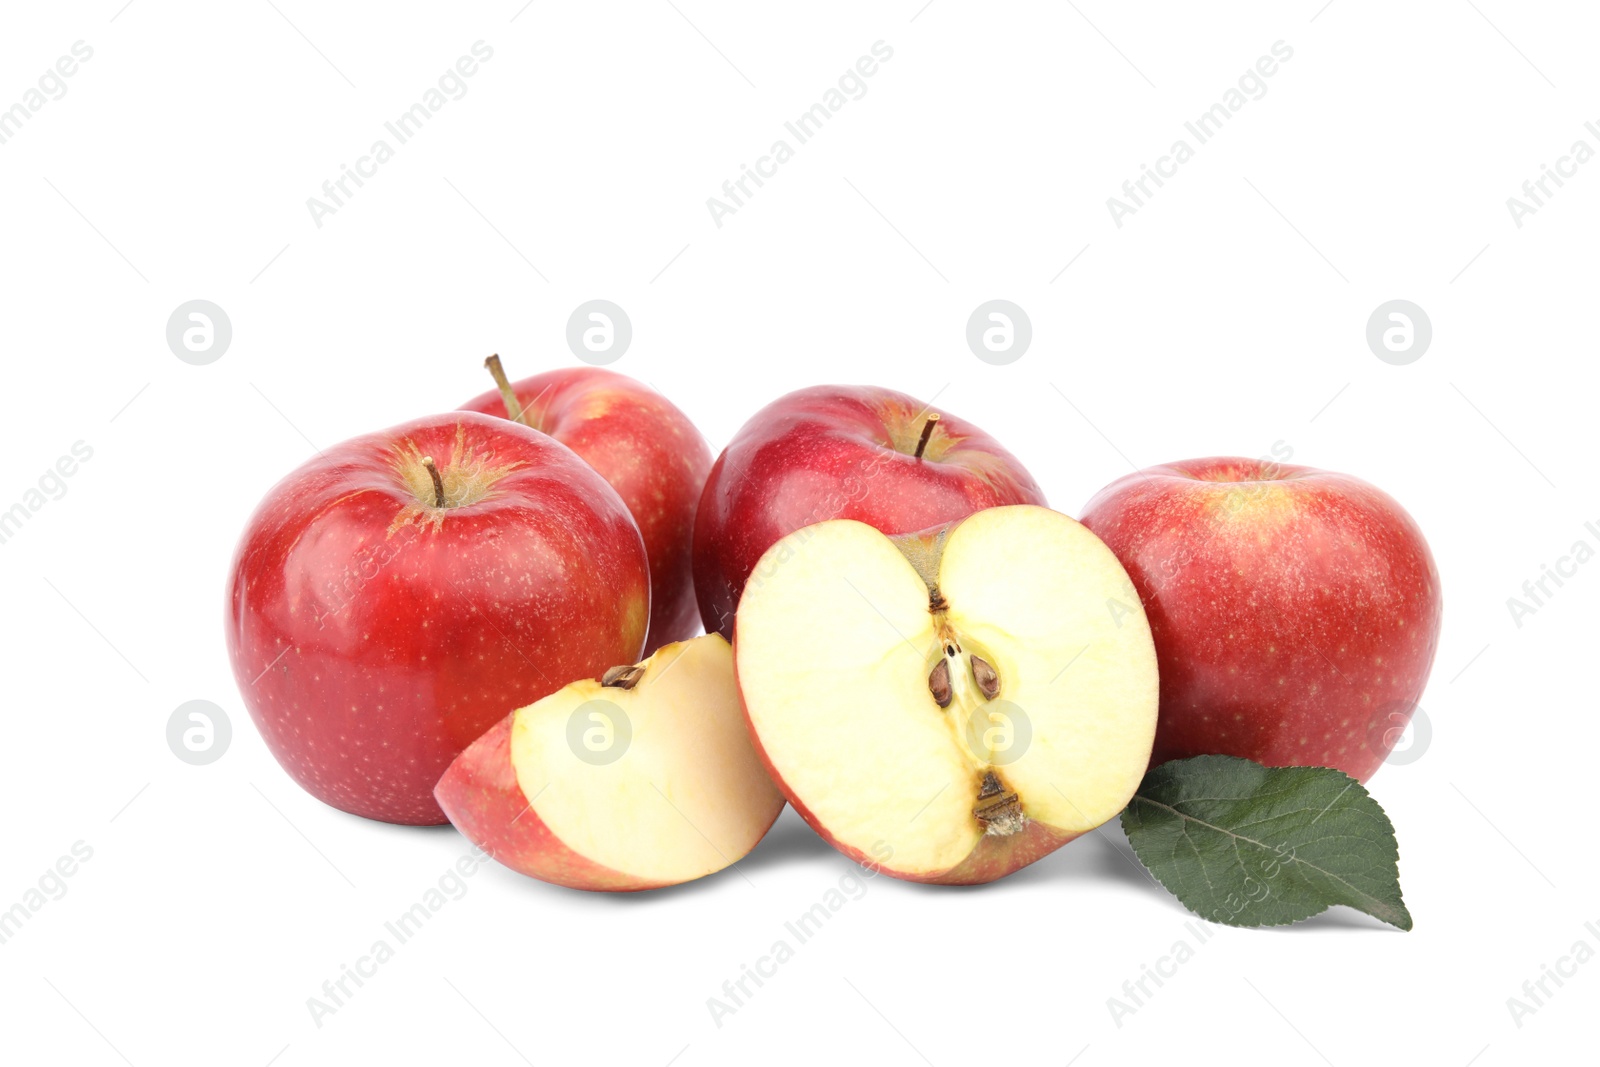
[[461, 358, 712, 653], [693, 385, 1046, 639], [1079, 456, 1442, 783], [226, 411, 651, 825]]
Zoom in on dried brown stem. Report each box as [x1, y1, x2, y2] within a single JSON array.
[[421, 456, 446, 508], [913, 413, 940, 460], [484, 354, 526, 426]]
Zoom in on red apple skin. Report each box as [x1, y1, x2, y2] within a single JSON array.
[[461, 368, 712, 654], [695, 385, 1046, 639], [1080, 457, 1442, 783], [435, 708, 786, 892], [226, 412, 650, 826], [732, 654, 1073, 885], [434, 714, 655, 891]]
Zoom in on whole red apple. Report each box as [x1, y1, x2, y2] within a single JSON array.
[[226, 411, 651, 825], [1080, 456, 1442, 782], [693, 385, 1047, 639], [461, 359, 711, 653]]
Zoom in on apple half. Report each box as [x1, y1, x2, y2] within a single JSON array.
[[735, 505, 1159, 885], [436, 635, 784, 891]]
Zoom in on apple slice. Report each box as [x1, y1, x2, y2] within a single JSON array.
[[735, 505, 1159, 885], [436, 634, 784, 891]]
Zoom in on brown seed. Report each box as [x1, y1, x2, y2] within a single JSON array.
[[928, 658, 953, 708], [600, 664, 646, 690], [970, 655, 1000, 700]]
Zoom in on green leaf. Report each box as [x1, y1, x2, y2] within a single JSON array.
[[1121, 755, 1412, 931]]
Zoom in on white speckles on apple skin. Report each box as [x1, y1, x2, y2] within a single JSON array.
[[1082, 458, 1442, 783], [226, 413, 651, 826], [692, 385, 1047, 641], [458, 367, 712, 655]]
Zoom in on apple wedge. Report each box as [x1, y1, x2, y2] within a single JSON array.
[[435, 635, 784, 891], [734, 505, 1159, 885]]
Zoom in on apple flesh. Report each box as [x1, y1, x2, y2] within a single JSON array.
[[734, 505, 1159, 885], [226, 412, 651, 825], [693, 385, 1045, 640], [461, 361, 712, 653], [436, 635, 784, 891], [1080, 457, 1442, 783]]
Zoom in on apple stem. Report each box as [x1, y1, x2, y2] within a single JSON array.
[[421, 456, 446, 508], [484, 354, 527, 426], [913, 413, 940, 460]]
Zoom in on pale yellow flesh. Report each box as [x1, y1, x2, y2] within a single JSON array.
[[738, 523, 976, 872], [937, 506, 1160, 830], [510, 635, 784, 885], [735, 507, 1159, 878]]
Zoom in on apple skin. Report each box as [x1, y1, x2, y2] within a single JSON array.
[[434, 702, 787, 894], [226, 411, 650, 826], [1079, 457, 1442, 783], [433, 714, 658, 891], [461, 367, 711, 654], [694, 385, 1046, 639]]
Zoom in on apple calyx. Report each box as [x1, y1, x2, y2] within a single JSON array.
[[974, 770, 1024, 836], [600, 663, 647, 690]]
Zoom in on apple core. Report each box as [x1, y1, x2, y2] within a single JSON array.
[[735, 505, 1161, 884]]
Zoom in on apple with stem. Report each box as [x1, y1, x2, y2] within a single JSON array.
[[735, 505, 1159, 884], [436, 634, 783, 891], [693, 385, 1046, 640], [461, 356, 712, 653], [226, 411, 651, 825], [1080, 457, 1442, 782]]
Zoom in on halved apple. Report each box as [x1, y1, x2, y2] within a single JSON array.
[[435, 634, 784, 891], [734, 505, 1159, 885]]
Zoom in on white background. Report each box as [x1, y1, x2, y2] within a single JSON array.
[[1, 2, 1594, 1064]]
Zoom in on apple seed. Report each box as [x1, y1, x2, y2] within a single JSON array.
[[600, 663, 647, 690], [928, 658, 953, 708], [970, 655, 1000, 700]]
